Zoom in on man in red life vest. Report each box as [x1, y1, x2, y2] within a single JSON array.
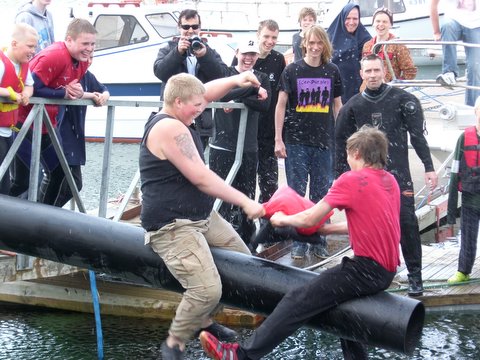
[[447, 96, 480, 283]]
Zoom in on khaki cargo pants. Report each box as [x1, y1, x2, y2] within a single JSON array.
[[145, 210, 251, 341]]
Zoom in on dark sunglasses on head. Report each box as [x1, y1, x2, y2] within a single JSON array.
[[180, 24, 200, 30]]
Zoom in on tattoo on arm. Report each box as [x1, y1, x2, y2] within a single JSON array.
[[175, 133, 196, 160]]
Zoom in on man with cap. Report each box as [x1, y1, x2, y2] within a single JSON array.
[[209, 38, 271, 248]]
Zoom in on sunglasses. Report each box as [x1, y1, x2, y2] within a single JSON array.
[[180, 24, 200, 30]]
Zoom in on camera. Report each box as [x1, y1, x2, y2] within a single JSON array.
[[189, 36, 204, 52]]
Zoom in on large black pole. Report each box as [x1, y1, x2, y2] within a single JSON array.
[[0, 195, 424, 354]]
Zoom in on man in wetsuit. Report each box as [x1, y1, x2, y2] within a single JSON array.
[[335, 53, 438, 297]]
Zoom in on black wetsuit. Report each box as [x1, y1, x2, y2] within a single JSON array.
[[335, 83, 435, 280]]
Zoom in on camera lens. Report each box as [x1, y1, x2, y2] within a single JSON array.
[[189, 37, 203, 52]]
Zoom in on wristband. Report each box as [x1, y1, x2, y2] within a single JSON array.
[[6, 86, 17, 101]]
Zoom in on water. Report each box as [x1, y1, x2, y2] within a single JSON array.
[[2, 0, 478, 358], [0, 302, 479, 360]]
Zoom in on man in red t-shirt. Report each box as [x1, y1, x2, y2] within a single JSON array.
[[9, 18, 96, 202], [200, 126, 401, 360]]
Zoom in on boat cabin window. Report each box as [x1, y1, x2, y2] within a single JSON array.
[[94, 15, 149, 50], [350, 0, 406, 17], [146, 12, 179, 38]]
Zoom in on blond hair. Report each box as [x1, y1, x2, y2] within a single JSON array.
[[11, 23, 38, 43], [163, 73, 205, 106], [302, 26, 332, 63]]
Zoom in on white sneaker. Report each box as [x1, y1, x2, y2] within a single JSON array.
[[436, 72, 456, 88]]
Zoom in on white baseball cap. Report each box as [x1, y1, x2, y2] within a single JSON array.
[[237, 39, 259, 54]]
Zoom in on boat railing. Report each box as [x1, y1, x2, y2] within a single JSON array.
[[372, 39, 480, 91], [0, 96, 249, 269]]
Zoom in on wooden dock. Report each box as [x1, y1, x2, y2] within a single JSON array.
[[264, 233, 480, 312], [0, 252, 263, 326]]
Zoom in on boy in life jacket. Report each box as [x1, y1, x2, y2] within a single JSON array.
[[447, 96, 480, 284], [0, 23, 38, 194]]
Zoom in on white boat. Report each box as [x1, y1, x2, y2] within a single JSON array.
[[66, 1, 238, 141], [19, 0, 468, 141], [322, 0, 466, 67]]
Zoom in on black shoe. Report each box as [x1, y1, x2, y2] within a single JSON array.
[[407, 274, 423, 297], [161, 341, 184, 360], [195, 322, 238, 341]]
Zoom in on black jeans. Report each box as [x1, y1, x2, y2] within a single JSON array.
[[400, 192, 422, 276], [0, 135, 12, 195], [9, 131, 60, 200], [209, 148, 258, 244], [237, 256, 395, 360], [39, 164, 82, 207], [257, 138, 277, 204], [458, 204, 480, 274]]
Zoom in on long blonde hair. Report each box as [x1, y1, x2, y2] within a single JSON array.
[[302, 26, 332, 63]]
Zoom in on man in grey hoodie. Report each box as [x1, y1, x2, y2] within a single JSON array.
[[15, 0, 55, 54]]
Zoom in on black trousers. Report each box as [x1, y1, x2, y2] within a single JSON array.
[[0, 136, 12, 195], [209, 148, 257, 244], [399, 192, 422, 276], [237, 256, 395, 360], [458, 204, 480, 275], [257, 138, 278, 204], [9, 132, 62, 201], [39, 164, 82, 207]]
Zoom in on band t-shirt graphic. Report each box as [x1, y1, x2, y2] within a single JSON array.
[[278, 60, 342, 148], [296, 78, 332, 113]]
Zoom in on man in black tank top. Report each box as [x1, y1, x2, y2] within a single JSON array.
[[139, 72, 265, 360]]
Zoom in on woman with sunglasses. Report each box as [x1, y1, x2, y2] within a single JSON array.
[[360, 7, 417, 91], [153, 9, 228, 148]]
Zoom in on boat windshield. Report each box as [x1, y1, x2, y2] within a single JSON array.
[[146, 12, 179, 39], [93, 12, 178, 51], [350, 0, 406, 17]]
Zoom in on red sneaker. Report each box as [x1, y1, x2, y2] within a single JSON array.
[[199, 331, 239, 360]]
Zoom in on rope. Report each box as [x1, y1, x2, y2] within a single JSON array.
[[89, 270, 104, 359]]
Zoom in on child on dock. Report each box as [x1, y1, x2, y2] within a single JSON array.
[[447, 96, 480, 283], [200, 125, 401, 360], [0, 23, 38, 194]]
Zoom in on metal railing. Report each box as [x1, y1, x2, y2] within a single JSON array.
[[371, 39, 480, 91], [0, 96, 249, 225]]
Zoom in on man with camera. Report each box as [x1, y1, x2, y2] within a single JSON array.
[[153, 9, 228, 148]]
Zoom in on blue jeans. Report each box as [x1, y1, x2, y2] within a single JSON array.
[[285, 144, 333, 250], [285, 143, 332, 203], [441, 18, 480, 106]]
